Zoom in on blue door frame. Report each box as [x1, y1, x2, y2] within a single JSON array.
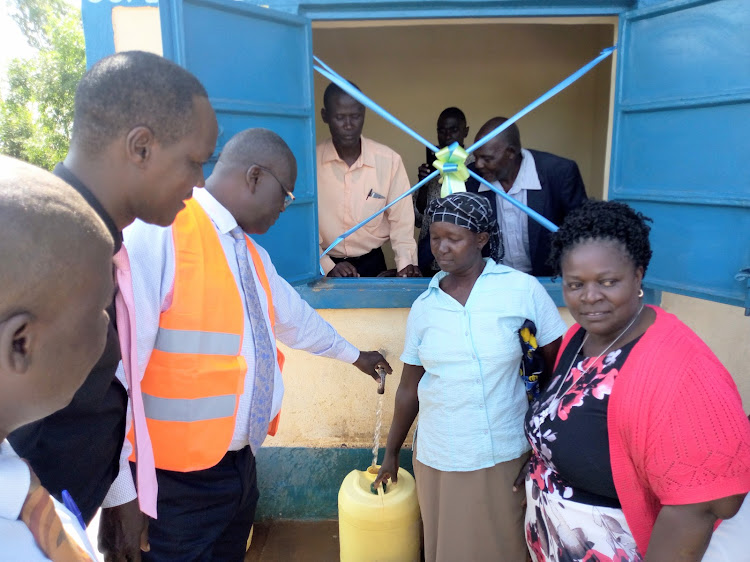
[[292, 0, 634, 19], [159, 0, 321, 285]]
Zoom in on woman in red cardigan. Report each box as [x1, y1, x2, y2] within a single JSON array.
[[523, 200, 750, 561]]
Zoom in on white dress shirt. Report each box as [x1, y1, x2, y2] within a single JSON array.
[[0, 441, 99, 561], [479, 148, 542, 273], [401, 260, 566, 472], [103, 188, 360, 507]]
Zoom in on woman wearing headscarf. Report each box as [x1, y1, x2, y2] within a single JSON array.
[[523, 200, 750, 561], [375, 192, 567, 561]]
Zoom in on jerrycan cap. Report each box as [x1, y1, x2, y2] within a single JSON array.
[[365, 465, 387, 495]]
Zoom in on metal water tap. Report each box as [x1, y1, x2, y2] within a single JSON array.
[[376, 366, 387, 394]]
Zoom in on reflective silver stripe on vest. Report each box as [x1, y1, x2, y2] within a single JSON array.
[[142, 393, 237, 422], [154, 328, 241, 355]]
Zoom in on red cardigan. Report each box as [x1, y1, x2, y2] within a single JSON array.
[[556, 306, 750, 555]]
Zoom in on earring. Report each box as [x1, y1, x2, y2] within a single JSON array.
[[638, 288, 644, 298]]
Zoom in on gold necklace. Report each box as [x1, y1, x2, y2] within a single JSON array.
[[552, 304, 645, 403]]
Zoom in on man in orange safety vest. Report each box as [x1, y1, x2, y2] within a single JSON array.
[[103, 128, 391, 561]]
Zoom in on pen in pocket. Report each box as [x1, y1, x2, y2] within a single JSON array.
[[61, 490, 96, 553]]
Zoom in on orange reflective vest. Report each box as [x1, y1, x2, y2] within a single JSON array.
[[128, 198, 283, 472]]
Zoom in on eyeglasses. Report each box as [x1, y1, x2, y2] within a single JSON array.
[[252, 163, 295, 209]]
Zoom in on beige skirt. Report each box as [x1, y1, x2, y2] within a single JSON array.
[[414, 448, 530, 562]]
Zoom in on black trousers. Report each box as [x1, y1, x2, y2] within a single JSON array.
[[136, 446, 258, 562], [330, 246, 387, 277]]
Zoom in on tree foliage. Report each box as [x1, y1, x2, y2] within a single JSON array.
[[0, 0, 85, 170], [8, 0, 70, 50]]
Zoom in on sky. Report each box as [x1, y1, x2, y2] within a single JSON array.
[[0, 0, 81, 90]]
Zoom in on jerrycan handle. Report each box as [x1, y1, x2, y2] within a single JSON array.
[[370, 481, 387, 495]]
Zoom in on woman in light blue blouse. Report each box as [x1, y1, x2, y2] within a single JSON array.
[[375, 192, 566, 562]]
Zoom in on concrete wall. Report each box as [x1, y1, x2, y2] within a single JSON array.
[[660, 294, 750, 402], [267, 307, 576, 449], [271, 303, 748, 452]]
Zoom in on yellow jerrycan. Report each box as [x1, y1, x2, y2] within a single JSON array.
[[338, 465, 420, 562]]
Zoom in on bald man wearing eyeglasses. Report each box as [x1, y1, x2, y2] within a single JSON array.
[[110, 128, 392, 560]]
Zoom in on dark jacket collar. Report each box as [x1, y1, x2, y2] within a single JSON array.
[[53, 162, 122, 253]]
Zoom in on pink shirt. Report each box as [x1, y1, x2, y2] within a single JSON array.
[[557, 306, 750, 554], [317, 136, 417, 274]]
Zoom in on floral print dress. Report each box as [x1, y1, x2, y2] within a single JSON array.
[[524, 330, 644, 562]]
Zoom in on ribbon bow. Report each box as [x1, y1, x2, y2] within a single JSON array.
[[433, 142, 470, 197]]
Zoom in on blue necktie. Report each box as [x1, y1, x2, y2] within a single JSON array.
[[230, 226, 276, 453]]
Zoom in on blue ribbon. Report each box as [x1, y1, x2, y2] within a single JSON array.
[[314, 46, 615, 264], [467, 169, 559, 233]]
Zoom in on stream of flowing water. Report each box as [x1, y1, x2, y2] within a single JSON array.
[[371, 392, 385, 467], [371, 367, 387, 467]]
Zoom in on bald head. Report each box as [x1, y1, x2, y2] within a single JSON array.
[[71, 51, 209, 156], [476, 117, 522, 151], [218, 128, 296, 174], [473, 118, 524, 186], [0, 156, 114, 434], [208, 128, 297, 235], [0, 156, 113, 314]]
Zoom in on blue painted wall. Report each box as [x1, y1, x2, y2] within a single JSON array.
[[255, 447, 414, 520]]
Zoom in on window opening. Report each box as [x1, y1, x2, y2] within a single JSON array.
[[314, 45, 615, 273], [311, 18, 617, 285]]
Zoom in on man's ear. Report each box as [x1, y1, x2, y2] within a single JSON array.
[[0, 313, 34, 376], [126, 126, 156, 166], [245, 165, 262, 194], [320, 107, 329, 124]]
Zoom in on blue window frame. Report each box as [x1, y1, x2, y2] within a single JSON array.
[[610, 0, 750, 313]]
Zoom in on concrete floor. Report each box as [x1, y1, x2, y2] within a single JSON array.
[[89, 511, 341, 561], [245, 520, 340, 562]]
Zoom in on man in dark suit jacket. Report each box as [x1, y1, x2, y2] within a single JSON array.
[[467, 117, 587, 276]]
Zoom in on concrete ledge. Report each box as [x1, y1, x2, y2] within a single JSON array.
[[294, 276, 662, 309]]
